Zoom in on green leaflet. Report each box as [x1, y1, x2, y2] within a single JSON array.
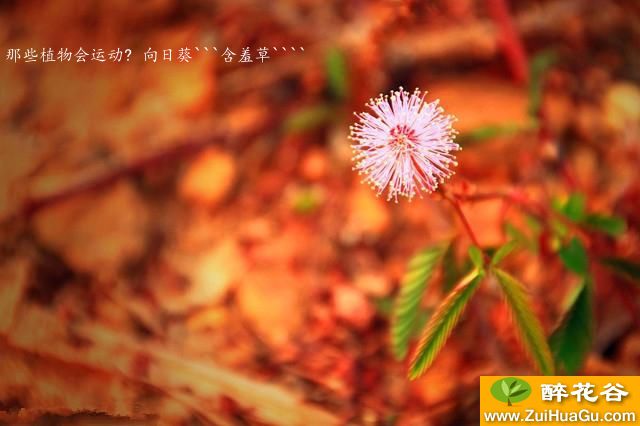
[[284, 104, 333, 133], [601, 257, 640, 285], [441, 242, 460, 294], [457, 122, 524, 146], [442, 242, 472, 294], [505, 222, 538, 253], [391, 244, 447, 360], [469, 246, 484, 270], [528, 50, 557, 118], [325, 47, 349, 100], [493, 269, 555, 376], [501, 380, 510, 398], [558, 237, 589, 276], [549, 277, 594, 374], [491, 239, 519, 266], [554, 193, 586, 222], [408, 269, 483, 380], [551, 237, 594, 373], [553, 192, 626, 237], [583, 214, 626, 237]]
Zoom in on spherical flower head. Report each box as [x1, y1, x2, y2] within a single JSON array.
[[349, 87, 460, 202]]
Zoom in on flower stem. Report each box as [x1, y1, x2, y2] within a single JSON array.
[[442, 191, 482, 248]]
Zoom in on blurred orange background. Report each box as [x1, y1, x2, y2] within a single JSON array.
[[1, 0, 639, 425]]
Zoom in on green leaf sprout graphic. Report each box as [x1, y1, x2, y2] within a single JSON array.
[[490, 377, 532, 406]]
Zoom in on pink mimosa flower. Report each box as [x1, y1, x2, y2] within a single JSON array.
[[349, 87, 460, 202]]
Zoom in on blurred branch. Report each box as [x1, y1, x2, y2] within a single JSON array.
[[3, 112, 282, 226], [387, 0, 622, 66], [450, 186, 594, 245], [218, 0, 623, 98], [4, 303, 341, 426], [20, 137, 216, 218], [485, 0, 529, 85]]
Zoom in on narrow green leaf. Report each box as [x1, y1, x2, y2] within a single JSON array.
[[469, 246, 484, 270], [549, 278, 594, 373], [601, 257, 640, 286], [391, 244, 447, 360], [457, 123, 523, 145], [509, 389, 528, 398], [492, 240, 519, 266], [325, 47, 348, 100], [441, 242, 458, 294], [500, 380, 511, 397], [494, 269, 555, 375], [284, 104, 333, 133], [583, 213, 626, 237], [558, 237, 588, 276], [551, 194, 580, 220], [551, 192, 625, 236], [442, 242, 471, 294], [505, 222, 537, 252], [408, 270, 483, 379], [562, 193, 586, 222], [529, 50, 557, 117], [501, 380, 510, 397], [511, 383, 521, 393]]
